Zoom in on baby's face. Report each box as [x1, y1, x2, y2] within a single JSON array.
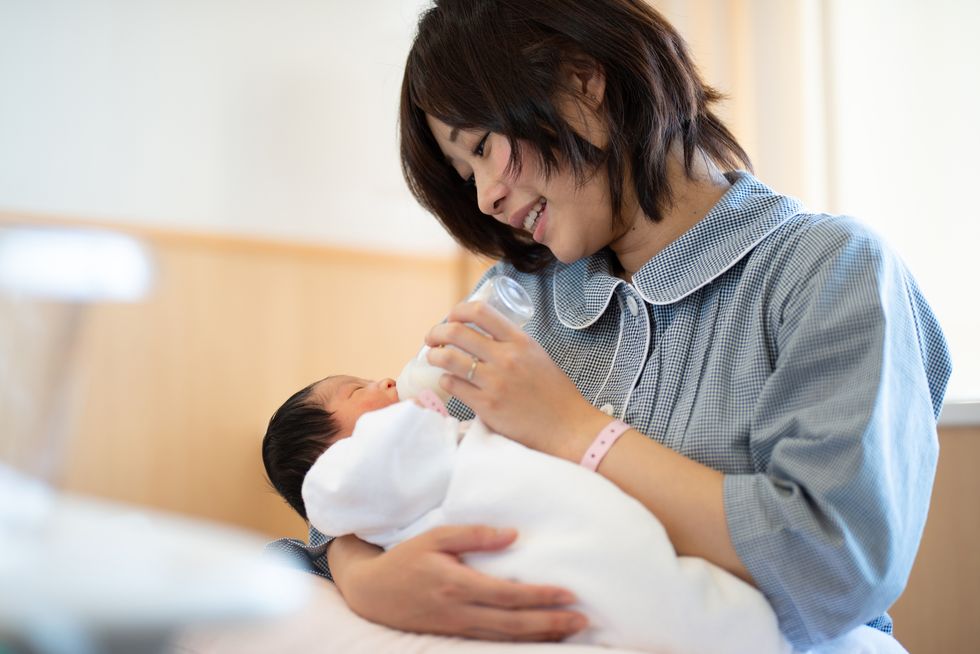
[[311, 375, 400, 439]]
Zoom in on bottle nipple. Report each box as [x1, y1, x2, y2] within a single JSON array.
[[396, 347, 451, 402]]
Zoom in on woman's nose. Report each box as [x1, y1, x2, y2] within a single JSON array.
[[476, 177, 508, 219]]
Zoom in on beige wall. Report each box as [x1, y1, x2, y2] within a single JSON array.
[[1, 214, 975, 651]]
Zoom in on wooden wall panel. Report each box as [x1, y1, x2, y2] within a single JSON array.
[[889, 426, 980, 653]]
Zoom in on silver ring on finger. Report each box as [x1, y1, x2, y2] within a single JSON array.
[[466, 356, 478, 382]]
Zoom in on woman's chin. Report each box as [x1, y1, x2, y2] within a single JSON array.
[[551, 249, 582, 265]]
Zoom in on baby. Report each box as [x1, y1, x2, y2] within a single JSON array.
[[262, 376, 900, 654]]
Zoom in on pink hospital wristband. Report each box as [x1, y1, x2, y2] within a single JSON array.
[[580, 419, 630, 472]]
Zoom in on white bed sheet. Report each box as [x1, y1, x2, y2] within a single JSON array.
[[174, 571, 907, 654], [173, 571, 644, 654]]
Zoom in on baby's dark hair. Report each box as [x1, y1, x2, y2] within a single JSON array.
[[262, 380, 341, 520]]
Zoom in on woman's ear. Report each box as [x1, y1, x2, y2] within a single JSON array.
[[557, 54, 607, 147], [561, 54, 606, 108]]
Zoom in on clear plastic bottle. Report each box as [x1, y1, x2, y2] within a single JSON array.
[[396, 275, 535, 401]]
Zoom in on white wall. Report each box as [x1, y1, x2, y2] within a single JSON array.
[[825, 0, 980, 402], [0, 0, 453, 254]]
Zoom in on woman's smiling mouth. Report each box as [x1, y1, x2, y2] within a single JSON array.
[[521, 198, 547, 233]]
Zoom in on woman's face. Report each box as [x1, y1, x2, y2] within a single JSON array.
[[426, 115, 627, 264]]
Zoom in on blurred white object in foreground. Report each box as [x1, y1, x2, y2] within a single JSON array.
[[0, 464, 312, 654], [0, 225, 153, 302], [0, 224, 156, 483]]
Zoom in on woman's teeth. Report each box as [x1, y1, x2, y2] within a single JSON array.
[[523, 198, 546, 232]]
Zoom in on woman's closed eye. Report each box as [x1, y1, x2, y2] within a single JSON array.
[[473, 131, 490, 157]]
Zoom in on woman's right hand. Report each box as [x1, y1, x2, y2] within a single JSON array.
[[328, 526, 588, 641]]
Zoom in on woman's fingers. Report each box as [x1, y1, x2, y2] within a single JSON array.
[[453, 605, 588, 642], [338, 525, 585, 642], [424, 524, 519, 554], [425, 302, 524, 354], [429, 553, 586, 641], [425, 347, 483, 396], [422, 297, 599, 456], [421, 525, 579, 606], [453, 300, 523, 340], [426, 322, 494, 367], [423, 299, 539, 391], [455, 564, 578, 609]]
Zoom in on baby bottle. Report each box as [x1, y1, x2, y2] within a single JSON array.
[[396, 275, 535, 402]]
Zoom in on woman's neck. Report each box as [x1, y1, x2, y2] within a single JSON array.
[[610, 146, 732, 280]]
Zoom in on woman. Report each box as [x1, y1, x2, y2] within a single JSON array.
[[317, 0, 951, 649]]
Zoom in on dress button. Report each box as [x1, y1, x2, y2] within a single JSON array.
[[599, 403, 615, 416], [626, 295, 639, 316]]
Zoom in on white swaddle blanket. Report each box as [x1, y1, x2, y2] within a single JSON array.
[[303, 402, 905, 654]]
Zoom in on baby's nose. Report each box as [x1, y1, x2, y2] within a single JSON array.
[[378, 378, 397, 390]]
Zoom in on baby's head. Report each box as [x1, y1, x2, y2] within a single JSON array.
[[262, 375, 399, 520]]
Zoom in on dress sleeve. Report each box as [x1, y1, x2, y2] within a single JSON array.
[[302, 402, 460, 549], [723, 221, 951, 648]]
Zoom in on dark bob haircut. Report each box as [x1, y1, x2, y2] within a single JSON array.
[[400, 0, 751, 272], [261, 380, 340, 521]]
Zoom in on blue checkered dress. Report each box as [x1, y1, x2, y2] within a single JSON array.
[[267, 172, 951, 649]]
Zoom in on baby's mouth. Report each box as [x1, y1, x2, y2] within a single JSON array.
[[523, 198, 546, 233]]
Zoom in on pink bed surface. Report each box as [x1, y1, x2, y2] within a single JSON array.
[[173, 571, 644, 654]]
